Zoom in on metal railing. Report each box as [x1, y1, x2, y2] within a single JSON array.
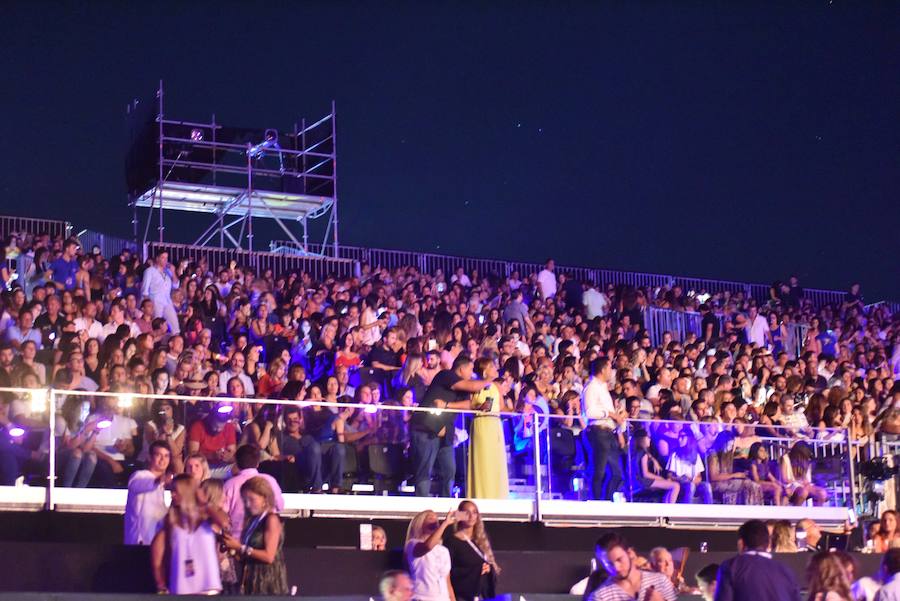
[[0, 386, 870, 518], [76, 229, 136, 259], [148, 241, 359, 281], [268, 239, 894, 310], [621, 418, 859, 512], [0, 215, 71, 241]]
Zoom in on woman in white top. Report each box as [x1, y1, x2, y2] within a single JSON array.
[[151, 474, 228, 595], [405, 510, 457, 601]]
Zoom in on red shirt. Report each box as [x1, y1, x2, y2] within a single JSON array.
[[188, 420, 237, 462]]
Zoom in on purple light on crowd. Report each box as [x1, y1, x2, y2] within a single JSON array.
[[8, 427, 25, 438], [96, 419, 112, 430], [217, 404, 235, 415]]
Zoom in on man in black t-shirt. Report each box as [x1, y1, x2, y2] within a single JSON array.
[[366, 327, 401, 391], [409, 354, 490, 497], [700, 304, 720, 343]]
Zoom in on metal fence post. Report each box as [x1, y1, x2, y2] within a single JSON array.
[[46, 388, 56, 511], [625, 422, 634, 502], [532, 420, 542, 523]]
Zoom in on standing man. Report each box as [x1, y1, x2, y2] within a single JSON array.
[[124, 440, 172, 545], [715, 520, 800, 601], [141, 251, 179, 335], [745, 306, 770, 349], [537, 259, 557, 300], [50, 239, 80, 291], [222, 445, 284, 537], [582, 358, 625, 501], [409, 355, 490, 497]]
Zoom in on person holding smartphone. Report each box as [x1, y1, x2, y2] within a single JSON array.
[[467, 358, 509, 499]]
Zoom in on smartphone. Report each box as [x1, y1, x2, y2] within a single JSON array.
[[454, 510, 468, 522]]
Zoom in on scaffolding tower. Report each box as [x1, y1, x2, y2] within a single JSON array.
[[126, 81, 339, 255]]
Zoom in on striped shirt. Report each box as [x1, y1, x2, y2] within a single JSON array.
[[588, 570, 677, 601]]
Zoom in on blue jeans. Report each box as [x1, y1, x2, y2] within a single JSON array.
[[410, 430, 455, 497], [299, 435, 346, 491], [59, 448, 97, 488], [585, 427, 623, 501]]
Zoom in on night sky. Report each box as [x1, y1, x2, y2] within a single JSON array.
[[1, 3, 898, 300]]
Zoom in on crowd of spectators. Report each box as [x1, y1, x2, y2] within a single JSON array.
[[0, 227, 898, 508]]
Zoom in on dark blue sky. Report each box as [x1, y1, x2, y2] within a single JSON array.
[[1, 2, 898, 300]]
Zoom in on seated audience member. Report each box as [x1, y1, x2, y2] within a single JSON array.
[[588, 532, 676, 601], [379, 570, 415, 601], [649, 546, 692, 594], [780, 442, 828, 506], [797, 519, 826, 553], [875, 511, 900, 553], [372, 525, 388, 551], [90, 391, 138, 485], [188, 404, 238, 479], [771, 520, 798, 553]]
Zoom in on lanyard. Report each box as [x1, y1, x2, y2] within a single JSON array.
[[460, 535, 486, 562], [242, 511, 268, 546]]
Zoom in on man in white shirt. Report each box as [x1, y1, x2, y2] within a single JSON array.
[[581, 357, 625, 500], [583, 283, 610, 319], [745, 306, 770, 349], [219, 351, 255, 396], [73, 302, 104, 341], [124, 440, 171, 545], [537, 259, 557, 300], [223, 445, 285, 537], [141, 250, 180, 335], [100, 302, 141, 342]]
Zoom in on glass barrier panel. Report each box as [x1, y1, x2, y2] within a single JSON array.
[[0, 386, 872, 510], [2, 386, 50, 492], [624, 418, 853, 508]]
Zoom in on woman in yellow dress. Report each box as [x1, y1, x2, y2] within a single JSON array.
[[467, 357, 509, 499]]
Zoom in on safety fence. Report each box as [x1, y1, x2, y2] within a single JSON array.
[[269, 240, 876, 311], [0, 214, 892, 310], [644, 306, 810, 356], [76, 230, 136, 259], [1, 386, 877, 524], [147, 242, 358, 282], [0, 215, 71, 241]]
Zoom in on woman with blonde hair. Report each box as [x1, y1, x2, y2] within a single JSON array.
[[256, 358, 286, 399], [221, 476, 288, 594], [446, 500, 500, 601], [806, 551, 852, 601], [150, 474, 228, 595], [771, 520, 798, 553], [200, 478, 238, 593], [184, 453, 211, 483], [405, 509, 457, 601]]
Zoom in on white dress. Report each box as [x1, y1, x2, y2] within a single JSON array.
[[405, 539, 451, 601], [169, 521, 222, 594]]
